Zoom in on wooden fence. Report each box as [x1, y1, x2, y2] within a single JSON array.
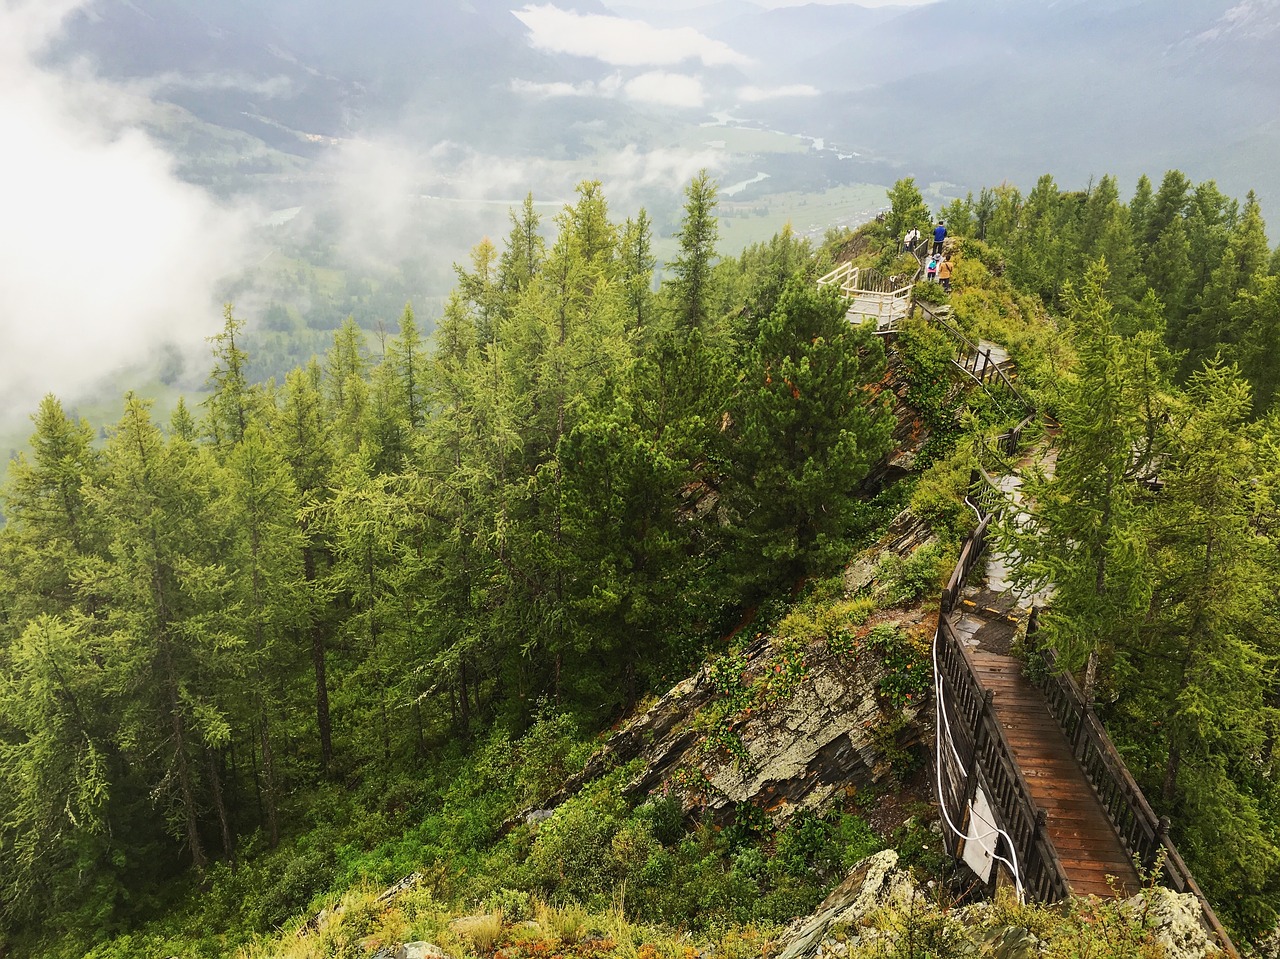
[[913, 301, 1035, 421]]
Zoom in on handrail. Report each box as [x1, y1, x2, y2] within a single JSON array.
[[818, 261, 913, 298], [936, 615, 1071, 902], [913, 300, 1035, 421], [1027, 621, 1239, 957]]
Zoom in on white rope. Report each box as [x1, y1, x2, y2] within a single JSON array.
[[932, 626, 1026, 903]]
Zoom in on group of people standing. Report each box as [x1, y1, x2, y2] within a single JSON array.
[[903, 221, 953, 292]]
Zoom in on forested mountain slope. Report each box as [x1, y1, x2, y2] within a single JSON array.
[[2, 168, 1279, 958]]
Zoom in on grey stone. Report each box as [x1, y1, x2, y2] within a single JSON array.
[[777, 851, 922, 959], [396, 943, 452, 959], [1122, 887, 1221, 959]]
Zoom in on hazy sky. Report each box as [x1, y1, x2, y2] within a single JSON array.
[[614, 0, 935, 7], [0, 0, 258, 430]]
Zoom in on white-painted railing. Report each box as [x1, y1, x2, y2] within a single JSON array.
[[818, 262, 914, 330]]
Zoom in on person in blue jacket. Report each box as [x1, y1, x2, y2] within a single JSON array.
[[932, 221, 947, 255]]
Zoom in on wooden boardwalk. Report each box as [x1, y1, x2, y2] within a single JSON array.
[[967, 641, 1140, 897], [948, 442, 1140, 899]]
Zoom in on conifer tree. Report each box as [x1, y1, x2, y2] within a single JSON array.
[[219, 422, 305, 845], [275, 362, 336, 774], [1129, 362, 1280, 920], [500, 193, 546, 301], [326, 317, 371, 457], [0, 396, 103, 628], [204, 305, 260, 452], [1012, 261, 1168, 672], [726, 281, 892, 589], [85, 395, 237, 872], [883, 177, 930, 247], [620, 209, 656, 340], [668, 170, 720, 334]]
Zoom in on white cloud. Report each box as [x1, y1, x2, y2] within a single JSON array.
[[140, 72, 296, 99], [511, 70, 705, 109], [624, 71, 707, 108], [511, 78, 601, 99], [513, 3, 751, 67], [0, 0, 259, 430], [738, 84, 821, 102]]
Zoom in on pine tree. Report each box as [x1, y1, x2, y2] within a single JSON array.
[[275, 362, 337, 774], [883, 177, 931, 246], [1129, 362, 1280, 922], [326, 317, 371, 458], [1012, 261, 1168, 672], [668, 170, 720, 334], [499, 193, 546, 301], [620, 209, 656, 340], [85, 395, 238, 872], [0, 396, 103, 628], [204, 305, 260, 452], [1234, 276, 1280, 412], [0, 616, 115, 929], [219, 422, 305, 845], [726, 281, 893, 589]]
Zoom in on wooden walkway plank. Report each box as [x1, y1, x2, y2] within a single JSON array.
[[967, 643, 1141, 897]]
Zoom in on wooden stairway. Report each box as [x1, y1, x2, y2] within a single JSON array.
[[969, 642, 1140, 897], [946, 597, 1139, 897]]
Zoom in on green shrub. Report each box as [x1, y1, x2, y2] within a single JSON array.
[[866, 625, 932, 711], [526, 783, 628, 905], [876, 543, 950, 608], [909, 450, 978, 546]]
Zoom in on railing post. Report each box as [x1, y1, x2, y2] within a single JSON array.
[[1152, 815, 1171, 874], [1024, 807, 1047, 900]]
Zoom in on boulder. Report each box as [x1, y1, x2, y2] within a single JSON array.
[[396, 943, 452, 959], [1123, 887, 1220, 959], [777, 851, 921, 959]]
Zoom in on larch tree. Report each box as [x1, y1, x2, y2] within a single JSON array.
[[85, 395, 238, 872], [668, 169, 720, 335]]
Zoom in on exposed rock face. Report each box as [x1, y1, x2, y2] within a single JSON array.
[[1127, 887, 1220, 959], [777, 851, 921, 959], [505, 512, 937, 831], [689, 644, 921, 819], [515, 620, 929, 828]]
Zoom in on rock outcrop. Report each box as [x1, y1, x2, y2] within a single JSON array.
[[505, 511, 938, 831], [775, 851, 1225, 959]]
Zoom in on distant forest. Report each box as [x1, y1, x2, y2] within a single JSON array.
[[3, 168, 1280, 955]]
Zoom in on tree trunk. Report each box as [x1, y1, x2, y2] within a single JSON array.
[[304, 546, 334, 775], [164, 659, 207, 873], [1082, 649, 1099, 706], [207, 747, 236, 869], [259, 702, 280, 847]]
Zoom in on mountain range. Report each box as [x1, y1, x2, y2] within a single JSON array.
[[46, 0, 1280, 215]]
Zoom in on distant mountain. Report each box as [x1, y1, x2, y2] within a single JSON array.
[[722, 0, 1278, 210], [46, 0, 610, 152], [46, 0, 1280, 212]]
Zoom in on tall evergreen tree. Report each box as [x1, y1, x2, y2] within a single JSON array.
[[726, 281, 892, 589], [668, 170, 720, 334]]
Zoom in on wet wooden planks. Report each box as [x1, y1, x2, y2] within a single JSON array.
[[969, 647, 1140, 898]]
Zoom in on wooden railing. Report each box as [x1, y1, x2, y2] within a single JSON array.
[[818, 262, 914, 330], [936, 577, 1070, 902], [913, 301, 1035, 421], [818, 261, 913, 297], [941, 514, 990, 615], [1027, 616, 1240, 957]]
